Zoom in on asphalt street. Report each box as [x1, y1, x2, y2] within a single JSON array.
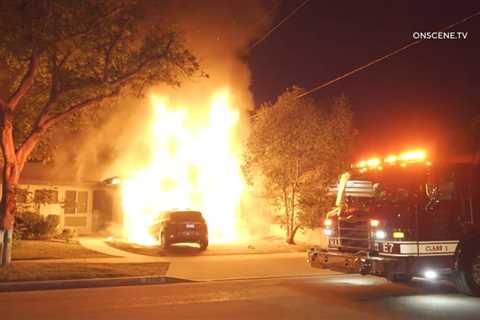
[[2, 274, 479, 320]]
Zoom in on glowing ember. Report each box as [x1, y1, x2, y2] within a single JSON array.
[[121, 89, 245, 245]]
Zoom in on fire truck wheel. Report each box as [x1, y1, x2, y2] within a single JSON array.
[[160, 233, 170, 250], [455, 251, 480, 297]]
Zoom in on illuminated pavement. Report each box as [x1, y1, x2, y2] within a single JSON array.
[[1, 274, 479, 319], [76, 237, 332, 281], [165, 251, 335, 281]]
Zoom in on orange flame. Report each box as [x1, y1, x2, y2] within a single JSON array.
[[121, 89, 245, 245]]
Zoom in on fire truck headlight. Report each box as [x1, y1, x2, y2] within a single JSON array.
[[324, 219, 332, 227], [424, 270, 438, 280], [375, 230, 386, 239], [324, 229, 333, 236]]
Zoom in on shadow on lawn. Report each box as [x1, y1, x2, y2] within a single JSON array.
[[106, 240, 207, 257], [106, 238, 310, 257]]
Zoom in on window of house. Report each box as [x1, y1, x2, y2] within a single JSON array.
[[77, 191, 88, 213], [34, 189, 58, 204], [64, 190, 89, 214], [15, 188, 29, 203], [64, 190, 77, 214]]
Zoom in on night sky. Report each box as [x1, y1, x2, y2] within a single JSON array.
[[247, 0, 480, 158]]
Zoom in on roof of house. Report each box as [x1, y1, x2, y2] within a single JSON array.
[[18, 162, 101, 187]]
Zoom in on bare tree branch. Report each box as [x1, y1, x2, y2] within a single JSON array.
[[15, 125, 45, 169], [44, 91, 119, 127], [108, 39, 174, 86], [61, 4, 126, 43], [29, 50, 66, 134], [16, 90, 119, 165], [107, 59, 151, 87], [7, 51, 39, 110], [172, 60, 194, 79], [103, 21, 131, 81]]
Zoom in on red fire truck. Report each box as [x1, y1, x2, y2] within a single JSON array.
[[307, 150, 480, 296]]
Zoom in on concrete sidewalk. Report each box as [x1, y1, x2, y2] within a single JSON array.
[[79, 237, 158, 260], [0, 276, 188, 292]]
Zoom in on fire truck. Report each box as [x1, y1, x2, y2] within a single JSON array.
[[307, 150, 480, 296]]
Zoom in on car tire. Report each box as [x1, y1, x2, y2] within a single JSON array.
[[160, 232, 170, 250], [199, 239, 208, 251], [455, 250, 480, 297]]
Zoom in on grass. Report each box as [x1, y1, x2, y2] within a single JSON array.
[[0, 262, 170, 282], [12, 240, 114, 260]]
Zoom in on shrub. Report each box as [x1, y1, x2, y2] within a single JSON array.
[[14, 212, 60, 240], [45, 215, 60, 235], [58, 228, 78, 242]]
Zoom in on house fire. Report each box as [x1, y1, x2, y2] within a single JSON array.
[[106, 89, 248, 245]]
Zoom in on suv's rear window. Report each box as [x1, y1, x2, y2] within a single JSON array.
[[164, 211, 204, 221]]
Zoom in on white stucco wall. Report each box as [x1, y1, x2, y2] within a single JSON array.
[[15, 183, 94, 235]]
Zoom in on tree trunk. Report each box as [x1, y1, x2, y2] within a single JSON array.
[[0, 52, 39, 266], [283, 188, 291, 241], [290, 185, 296, 241], [286, 184, 297, 244], [286, 225, 300, 245], [0, 112, 20, 267], [0, 164, 18, 266]]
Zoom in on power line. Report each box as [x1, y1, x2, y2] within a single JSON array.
[[248, 0, 310, 52], [254, 0, 284, 32], [297, 10, 480, 99]]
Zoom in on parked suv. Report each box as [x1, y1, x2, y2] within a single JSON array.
[[149, 210, 209, 250]]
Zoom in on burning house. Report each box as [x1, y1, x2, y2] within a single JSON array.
[[102, 91, 248, 245], [5, 163, 108, 235]]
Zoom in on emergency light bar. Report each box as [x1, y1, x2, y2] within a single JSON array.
[[354, 149, 429, 170]]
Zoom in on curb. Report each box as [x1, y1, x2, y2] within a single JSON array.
[[206, 272, 343, 282], [0, 276, 194, 292]]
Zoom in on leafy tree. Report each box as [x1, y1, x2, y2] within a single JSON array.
[[0, 0, 200, 265], [243, 87, 354, 244]]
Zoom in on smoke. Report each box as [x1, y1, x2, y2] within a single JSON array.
[[153, 0, 273, 108], [54, 0, 274, 178]]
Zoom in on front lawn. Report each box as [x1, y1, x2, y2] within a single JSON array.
[[13, 240, 114, 260], [0, 262, 170, 282]]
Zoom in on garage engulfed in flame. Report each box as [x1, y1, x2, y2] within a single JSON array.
[[121, 89, 245, 245]]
